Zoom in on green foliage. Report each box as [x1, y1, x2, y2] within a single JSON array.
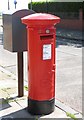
[[24, 85, 28, 91], [66, 112, 78, 120], [28, 2, 82, 13], [35, 116, 38, 120], [29, 2, 47, 13]]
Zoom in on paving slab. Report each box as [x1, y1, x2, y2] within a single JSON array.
[[0, 45, 28, 83], [0, 96, 69, 119], [0, 88, 17, 99], [0, 45, 16, 67], [55, 99, 78, 114], [4, 65, 17, 75], [0, 78, 17, 89], [40, 107, 68, 119], [15, 97, 28, 109], [1, 96, 82, 119], [75, 113, 83, 118], [12, 97, 68, 118], [0, 66, 16, 79], [0, 101, 34, 119]]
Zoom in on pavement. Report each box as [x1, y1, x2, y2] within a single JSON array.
[[0, 17, 83, 119]]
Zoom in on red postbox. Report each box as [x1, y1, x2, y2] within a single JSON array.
[[21, 13, 60, 115]]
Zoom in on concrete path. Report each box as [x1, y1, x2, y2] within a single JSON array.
[[1, 95, 81, 119]]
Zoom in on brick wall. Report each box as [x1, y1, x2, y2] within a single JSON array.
[[57, 9, 83, 30]]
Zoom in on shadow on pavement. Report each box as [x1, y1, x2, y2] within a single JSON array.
[[0, 33, 3, 45], [0, 98, 11, 111], [1, 107, 42, 120], [56, 28, 83, 41], [56, 37, 83, 48]]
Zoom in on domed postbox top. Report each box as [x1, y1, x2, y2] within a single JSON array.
[[21, 13, 60, 27]]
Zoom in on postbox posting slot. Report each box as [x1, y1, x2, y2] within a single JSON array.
[[40, 35, 53, 40]]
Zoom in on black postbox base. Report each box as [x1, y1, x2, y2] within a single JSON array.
[[28, 98, 55, 115]]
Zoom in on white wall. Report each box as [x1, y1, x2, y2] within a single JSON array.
[[0, 0, 83, 13], [0, 0, 29, 12]]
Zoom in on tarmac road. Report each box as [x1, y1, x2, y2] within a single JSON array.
[[56, 37, 82, 113]]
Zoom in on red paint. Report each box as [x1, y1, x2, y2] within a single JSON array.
[[21, 13, 60, 101]]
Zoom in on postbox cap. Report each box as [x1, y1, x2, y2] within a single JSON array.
[[21, 13, 60, 26]]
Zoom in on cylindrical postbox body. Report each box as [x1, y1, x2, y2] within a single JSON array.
[[21, 13, 60, 115]]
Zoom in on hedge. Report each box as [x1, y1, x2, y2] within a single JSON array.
[[28, 2, 82, 13]]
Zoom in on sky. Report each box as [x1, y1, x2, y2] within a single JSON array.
[[0, 0, 83, 13]]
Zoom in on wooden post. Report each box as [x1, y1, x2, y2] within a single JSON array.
[[17, 52, 24, 97]]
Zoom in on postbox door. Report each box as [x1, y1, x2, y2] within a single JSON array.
[[28, 27, 56, 101], [40, 33, 56, 100]]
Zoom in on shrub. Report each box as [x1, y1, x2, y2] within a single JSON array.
[[28, 2, 82, 13]]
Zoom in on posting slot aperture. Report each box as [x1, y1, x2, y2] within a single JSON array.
[[40, 35, 53, 40]]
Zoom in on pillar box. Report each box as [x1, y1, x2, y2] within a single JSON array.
[[21, 13, 60, 115]]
